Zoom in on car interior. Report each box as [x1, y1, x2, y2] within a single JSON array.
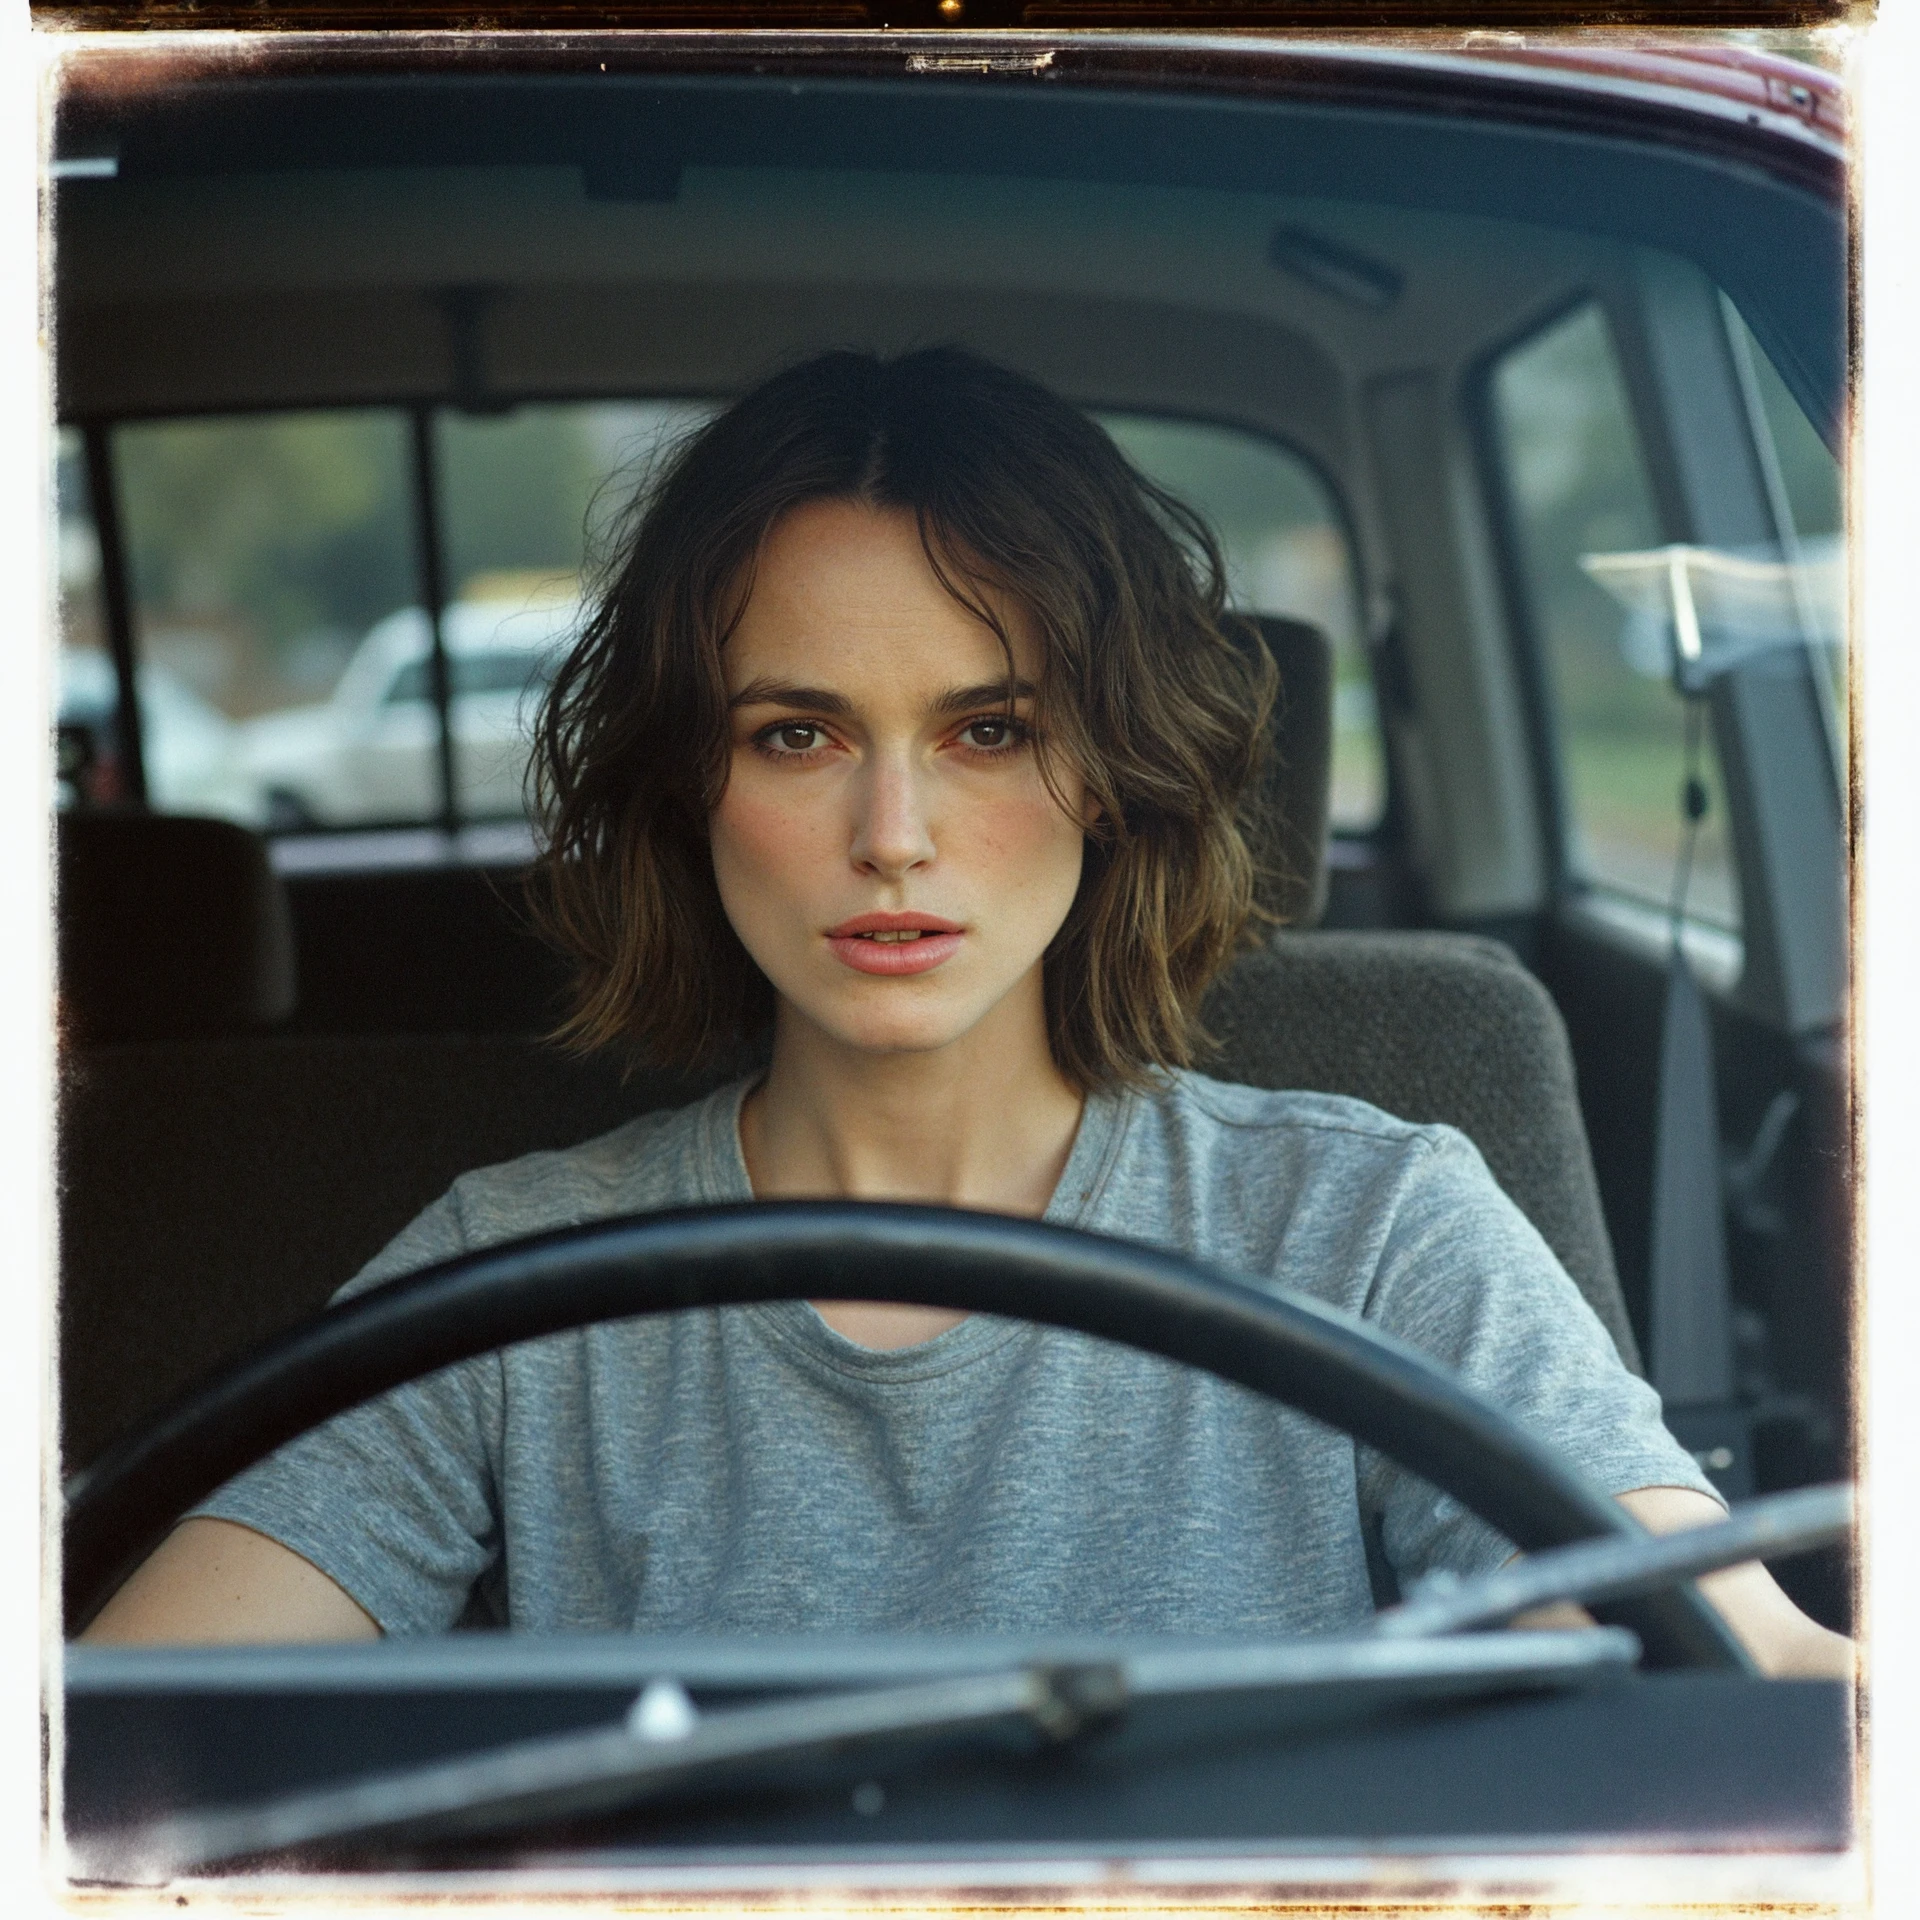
[[49, 35, 1853, 1873]]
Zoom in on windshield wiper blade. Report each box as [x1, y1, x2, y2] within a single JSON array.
[[1373, 1482, 1853, 1641], [96, 1660, 1126, 1875], [84, 1631, 1642, 1879]]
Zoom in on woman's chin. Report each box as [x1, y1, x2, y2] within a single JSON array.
[[766, 955, 1050, 1068], [825, 1015, 979, 1061], [782, 991, 990, 1063]]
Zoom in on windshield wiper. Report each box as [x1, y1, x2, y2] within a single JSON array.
[[1374, 1482, 1853, 1640], [86, 1631, 1639, 1876], [102, 1660, 1126, 1875], [72, 1487, 1850, 1879]]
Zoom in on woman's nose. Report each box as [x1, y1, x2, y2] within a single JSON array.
[[849, 752, 936, 879]]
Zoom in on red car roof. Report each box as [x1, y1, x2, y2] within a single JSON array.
[[1443, 38, 1845, 146]]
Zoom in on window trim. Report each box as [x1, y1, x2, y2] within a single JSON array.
[[1464, 287, 1594, 917], [1718, 287, 1849, 801], [408, 405, 460, 834], [76, 421, 148, 810], [1605, 248, 1844, 1036]]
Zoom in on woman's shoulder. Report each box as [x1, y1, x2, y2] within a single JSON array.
[[1151, 1069, 1457, 1157], [340, 1078, 753, 1299], [450, 1078, 751, 1233], [1081, 1071, 1514, 1310], [1083, 1069, 1496, 1258]]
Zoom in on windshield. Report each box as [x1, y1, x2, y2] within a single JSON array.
[[48, 28, 1858, 1903]]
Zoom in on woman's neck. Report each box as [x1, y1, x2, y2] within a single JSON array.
[[741, 997, 1085, 1217], [738, 985, 1086, 1349]]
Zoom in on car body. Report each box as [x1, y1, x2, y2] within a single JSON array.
[[47, 22, 1856, 1905], [239, 594, 579, 828]]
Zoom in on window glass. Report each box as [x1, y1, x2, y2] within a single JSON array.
[[434, 403, 716, 820], [1489, 303, 1739, 928], [384, 651, 558, 706], [112, 410, 418, 828], [1097, 415, 1380, 829], [1721, 294, 1847, 778]]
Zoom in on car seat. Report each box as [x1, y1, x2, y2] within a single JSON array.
[[54, 618, 1632, 1471]]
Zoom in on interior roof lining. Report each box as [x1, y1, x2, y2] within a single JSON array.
[[51, 167, 1628, 417], [51, 71, 1845, 444], [51, 280, 1356, 459]]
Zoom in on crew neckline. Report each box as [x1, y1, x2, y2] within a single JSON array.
[[690, 1074, 1138, 1377]]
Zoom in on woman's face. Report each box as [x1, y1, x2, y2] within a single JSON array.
[[710, 498, 1089, 1067]]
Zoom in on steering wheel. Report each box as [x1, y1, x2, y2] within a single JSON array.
[[63, 1202, 1752, 1670]]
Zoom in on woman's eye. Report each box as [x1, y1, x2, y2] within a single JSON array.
[[770, 724, 823, 753], [960, 717, 1019, 751]]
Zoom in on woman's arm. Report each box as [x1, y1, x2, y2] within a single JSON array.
[[1615, 1486, 1853, 1680], [78, 1517, 380, 1645], [1514, 1487, 1853, 1679]]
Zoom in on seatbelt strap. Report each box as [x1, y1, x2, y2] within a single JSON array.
[[1647, 941, 1734, 1408]]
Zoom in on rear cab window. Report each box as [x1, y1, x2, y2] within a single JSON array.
[[58, 403, 1380, 856], [1096, 415, 1380, 832]]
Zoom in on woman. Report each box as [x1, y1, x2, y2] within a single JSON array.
[[86, 348, 1847, 1673]]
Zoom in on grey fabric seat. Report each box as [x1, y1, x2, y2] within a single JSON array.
[[57, 1036, 733, 1468], [56, 811, 296, 1045]]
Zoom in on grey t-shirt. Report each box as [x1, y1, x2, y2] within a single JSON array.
[[197, 1072, 1715, 1637]]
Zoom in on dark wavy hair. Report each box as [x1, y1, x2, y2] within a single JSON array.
[[528, 346, 1279, 1090]]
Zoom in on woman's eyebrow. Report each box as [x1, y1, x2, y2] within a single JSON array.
[[931, 680, 1037, 717], [728, 679, 1035, 717], [728, 679, 855, 716]]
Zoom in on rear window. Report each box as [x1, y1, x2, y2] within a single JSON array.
[[1097, 416, 1379, 832], [56, 401, 1376, 844], [382, 652, 554, 706]]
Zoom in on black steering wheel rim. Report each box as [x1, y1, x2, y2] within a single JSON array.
[[63, 1201, 1750, 1669]]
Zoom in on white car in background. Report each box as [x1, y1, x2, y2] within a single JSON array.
[[240, 596, 581, 828]]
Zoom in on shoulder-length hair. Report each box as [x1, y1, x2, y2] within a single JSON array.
[[529, 346, 1279, 1091]]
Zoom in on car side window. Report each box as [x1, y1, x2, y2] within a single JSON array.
[[1719, 293, 1847, 780], [1487, 302, 1740, 929], [1095, 415, 1380, 832]]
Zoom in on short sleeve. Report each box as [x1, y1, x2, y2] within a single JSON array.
[[189, 1190, 506, 1635], [1354, 1127, 1722, 1582]]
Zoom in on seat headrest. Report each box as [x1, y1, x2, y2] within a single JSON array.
[[1241, 615, 1333, 929], [57, 812, 298, 1046]]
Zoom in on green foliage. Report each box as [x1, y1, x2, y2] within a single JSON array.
[[116, 411, 415, 652], [437, 408, 604, 592]]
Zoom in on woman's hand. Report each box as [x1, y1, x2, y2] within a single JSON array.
[[1510, 1486, 1854, 1680], [1614, 1485, 1854, 1680]]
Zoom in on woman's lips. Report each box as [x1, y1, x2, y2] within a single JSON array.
[[825, 914, 965, 977]]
